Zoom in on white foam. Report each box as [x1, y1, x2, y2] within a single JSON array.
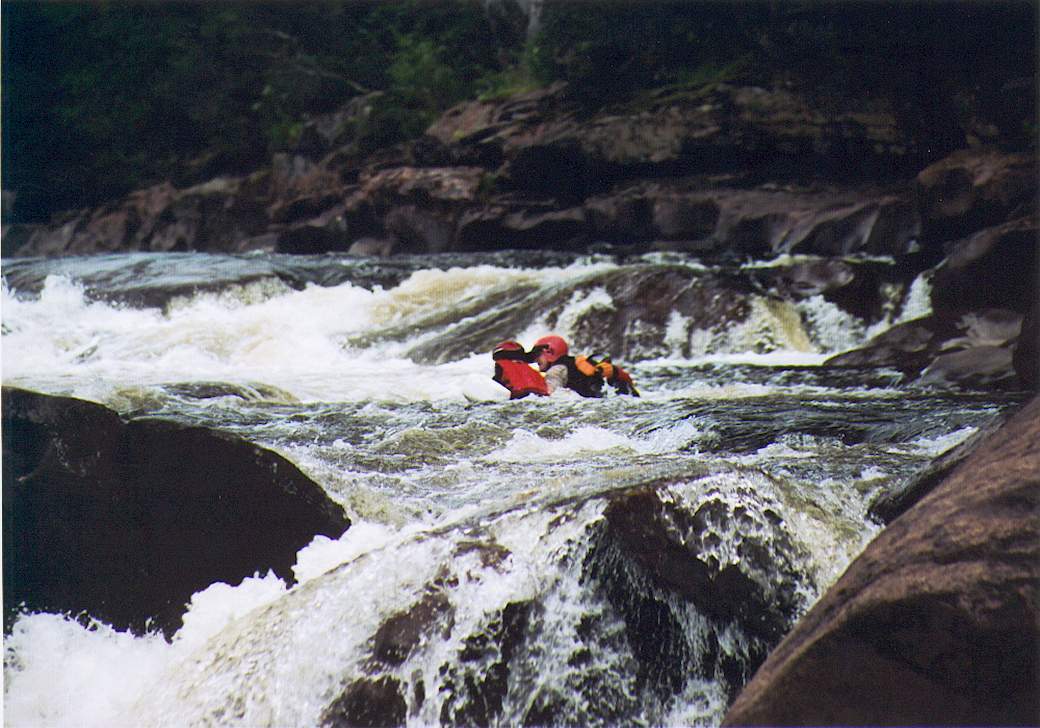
[[909, 425, 977, 457], [3, 614, 172, 728], [175, 572, 288, 652], [292, 521, 410, 583], [484, 420, 707, 463]]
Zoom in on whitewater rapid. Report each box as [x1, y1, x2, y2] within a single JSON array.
[[2, 252, 1013, 727]]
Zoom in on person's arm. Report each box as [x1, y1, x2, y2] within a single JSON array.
[[544, 364, 568, 394]]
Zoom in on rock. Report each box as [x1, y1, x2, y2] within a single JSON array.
[[868, 407, 1014, 524], [584, 188, 656, 243], [322, 677, 407, 728], [4, 82, 1024, 261], [758, 258, 890, 322], [929, 217, 1038, 315], [292, 92, 386, 160], [455, 198, 589, 251], [916, 148, 1036, 243], [651, 193, 721, 241], [601, 488, 806, 644], [370, 590, 455, 667], [360, 165, 486, 209], [1013, 302, 1038, 391], [384, 205, 455, 254], [723, 396, 1040, 727], [824, 308, 1025, 383], [15, 177, 275, 256], [0, 223, 42, 258], [824, 315, 956, 376], [916, 345, 1018, 390], [438, 601, 533, 726], [585, 478, 813, 705], [2, 387, 350, 638], [349, 236, 397, 257], [584, 181, 921, 257]]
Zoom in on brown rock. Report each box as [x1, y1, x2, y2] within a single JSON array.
[[722, 396, 1040, 727], [916, 148, 1036, 242], [916, 345, 1018, 390], [825, 309, 1026, 382], [929, 217, 1038, 316], [1013, 302, 1038, 391]]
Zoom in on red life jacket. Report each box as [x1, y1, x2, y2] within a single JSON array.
[[493, 360, 549, 399]]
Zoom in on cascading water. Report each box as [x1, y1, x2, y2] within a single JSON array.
[[1, 251, 1021, 727]]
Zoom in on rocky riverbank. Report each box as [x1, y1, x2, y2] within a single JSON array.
[[4, 82, 1036, 391]]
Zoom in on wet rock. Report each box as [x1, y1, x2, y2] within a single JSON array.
[[823, 309, 1026, 385], [276, 223, 350, 255], [723, 396, 1040, 727], [758, 258, 892, 322], [349, 236, 398, 257], [600, 487, 806, 645], [577, 479, 812, 707], [0, 223, 43, 258], [916, 345, 1018, 390], [915, 148, 1036, 243], [438, 601, 533, 726], [371, 590, 454, 667], [929, 217, 1038, 316], [322, 676, 407, 728], [2, 387, 350, 638], [868, 407, 1014, 524], [651, 193, 721, 241], [384, 205, 456, 254], [584, 189, 656, 243], [1013, 302, 1038, 391], [456, 201, 589, 252]]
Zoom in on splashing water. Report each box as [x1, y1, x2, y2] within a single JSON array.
[[2, 252, 1017, 727]]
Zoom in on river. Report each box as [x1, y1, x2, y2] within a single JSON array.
[[1, 251, 1024, 727]]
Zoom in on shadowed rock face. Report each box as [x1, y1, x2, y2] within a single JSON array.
[[2, 387, 350, 639], [722, 396, 1040, 727]]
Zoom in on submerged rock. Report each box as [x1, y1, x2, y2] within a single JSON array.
[[322, 676, 408, 728], [723, 396, 1040, 726], [2, 387, 350, 638]]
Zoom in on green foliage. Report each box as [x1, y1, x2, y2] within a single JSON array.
[[2, 0, 517, 221], [476, 38, 552, 101]]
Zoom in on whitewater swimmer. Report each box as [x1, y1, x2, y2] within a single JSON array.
[[492, 336, 639, 398], [492, 340, 550, 399]]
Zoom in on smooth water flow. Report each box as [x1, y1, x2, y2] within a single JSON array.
[[2, 252, 1016, 727]]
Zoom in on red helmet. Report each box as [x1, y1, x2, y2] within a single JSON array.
[[493, 340, 524, 354], [534, 335, 569, 365]]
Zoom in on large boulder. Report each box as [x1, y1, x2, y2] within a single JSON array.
[[929, 217, 1038, 316], [915, 148, 1036, 244], [723, 396, 1040, 726], [2, 387, 350, 638]]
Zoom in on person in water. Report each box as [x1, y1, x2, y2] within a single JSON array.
[[492, 335, 639, 399]]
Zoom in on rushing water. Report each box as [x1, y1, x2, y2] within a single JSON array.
[[1, 251, 1023, 727]]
